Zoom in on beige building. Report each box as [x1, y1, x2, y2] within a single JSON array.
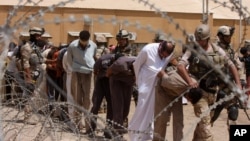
[[0, 0, 249, 54]]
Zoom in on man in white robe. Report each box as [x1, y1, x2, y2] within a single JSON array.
[[128, 41, 175, 141]]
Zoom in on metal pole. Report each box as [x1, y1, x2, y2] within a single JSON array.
[[206, 0, 209, 24], [239, 0, 242, 45], [202, 0, 209, 24], [202, 0, 205, 23]]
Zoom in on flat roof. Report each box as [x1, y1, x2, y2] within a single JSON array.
[[19, 32, 52, 38], [0, 0, 248, 20]]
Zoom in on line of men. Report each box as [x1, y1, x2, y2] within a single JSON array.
[[4, 27, 137, 139], [3, 23, 249, 141]]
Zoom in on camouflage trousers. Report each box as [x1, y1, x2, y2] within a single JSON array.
[[192, 88, 218, 141]]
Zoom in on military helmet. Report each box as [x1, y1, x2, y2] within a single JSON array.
[[194, 24, 210, 41], [217, 25, 235, 36], [29, 27, 45, 35], [116, 29, 130, 39], [154, 33, 167, 42], [95, 34, 107, 42]]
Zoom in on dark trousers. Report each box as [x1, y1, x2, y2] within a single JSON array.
[[109, 77, 133, 130], [4, 70, 15, 100], [89, 76, 113, 130], [47, 74, 65, 102]]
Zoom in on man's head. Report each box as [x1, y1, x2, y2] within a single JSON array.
[[240, 45, 250, 57], [158, 40, 175, 59], [8, 42, 16, 50], [116, 29, 130, 48], [194, 24, 210, 48], [79, 30, 90, 48], [217, 25, 235, 46], [239, 45, 250, 63], [29, 27, 45, 43], [36, 39, 48, 50]]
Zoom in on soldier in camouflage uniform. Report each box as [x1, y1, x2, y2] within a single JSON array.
[[211, 26, 245, 128], [95, 34, 110, 60], [239, 43, 250, 103], [111, 29, 132, 55], [177, 24, 242, 141], [16, 27, 45, 122], [94, 34, 110, 114], [105, 29, 133, 137]]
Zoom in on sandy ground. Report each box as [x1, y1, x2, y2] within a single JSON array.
[[1, 98, 250, 141], [125, 100, 250, 141]]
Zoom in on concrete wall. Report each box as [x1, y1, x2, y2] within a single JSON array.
[[0, 5, 249, 53]]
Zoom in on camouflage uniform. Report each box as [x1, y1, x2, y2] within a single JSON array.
[[106, 29, 133, 137], [16, 41, 43, 121], [15, 27, 45, 122], [95, 45, 110, 60], [211, 25, 245, 127], [16, 41, 42, 93], [177, 24, 239, 141], [179, 43, 228, 141], [95, 34, 110, 60]]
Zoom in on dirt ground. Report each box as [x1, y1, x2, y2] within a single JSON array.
[[1, 98, 250, 141], [124, 99, 250, 141]]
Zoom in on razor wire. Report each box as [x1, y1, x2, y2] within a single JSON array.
[[0, 0, 250, 141]]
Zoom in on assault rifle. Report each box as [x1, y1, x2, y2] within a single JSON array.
[[237, 96, 250, 120]]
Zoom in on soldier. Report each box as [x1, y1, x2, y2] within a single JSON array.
[[239, 44, 250, 106], [112, 29, 132, 125], [112, 29, 132, 55], [16, 27, 46, 122], [94, 34, 109, 114], [177, 24, 242, 141], [104, 29, 133, 138], [211, 26, 245, 128], [95, 34, 110, 59]]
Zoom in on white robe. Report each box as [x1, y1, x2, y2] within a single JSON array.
[[62, 51, 74, 119], [128, 43, 172, 141]]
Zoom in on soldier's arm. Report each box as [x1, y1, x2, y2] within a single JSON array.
[[157, 70, 165, 78], [219, 48, 242, 89], [177, 64, 197, 88], [229, 63, 242, 90], [21, 44, 33, 82], [23, 68, 32, 82], [177, 50, 198, 88], [235, 55, 245, 80]]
